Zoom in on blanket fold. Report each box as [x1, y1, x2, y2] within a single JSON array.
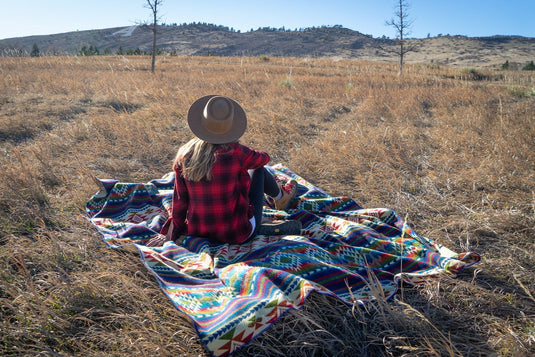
[[86, 165, 480, 357]]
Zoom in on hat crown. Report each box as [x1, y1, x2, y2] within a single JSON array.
[[207, 97, 232, 120], [202, 96, 234, 134]]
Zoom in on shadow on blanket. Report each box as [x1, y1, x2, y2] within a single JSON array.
[[86, 164, 480, 357]]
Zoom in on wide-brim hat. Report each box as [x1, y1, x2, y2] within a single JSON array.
[[187, 95, 247, 144]]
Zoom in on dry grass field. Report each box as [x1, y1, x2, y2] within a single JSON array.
[[0, 55, 534, 356]]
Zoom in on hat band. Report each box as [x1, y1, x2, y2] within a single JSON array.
[[201, 115, 233, 134]]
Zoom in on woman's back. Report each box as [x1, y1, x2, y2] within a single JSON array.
[[173, 142, 270, 243]]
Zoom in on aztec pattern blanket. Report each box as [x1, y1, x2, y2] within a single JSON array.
[[86, 165, 480, 357]]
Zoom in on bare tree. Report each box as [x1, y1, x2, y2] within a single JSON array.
[[145, 0, 163, 73], [385, 0, 418, 75]]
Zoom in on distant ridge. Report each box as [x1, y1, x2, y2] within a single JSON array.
[[1, 23, 534, 68]]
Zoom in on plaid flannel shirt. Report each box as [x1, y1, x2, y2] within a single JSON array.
[[161, 142, 270, 244]]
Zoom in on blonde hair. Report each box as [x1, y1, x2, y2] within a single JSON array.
[[174, 138, 228, 182]]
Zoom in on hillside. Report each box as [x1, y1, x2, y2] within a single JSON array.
[[1, 23, 534, 68]]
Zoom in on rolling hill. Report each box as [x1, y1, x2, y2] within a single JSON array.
[[1, 23, 534, 68]]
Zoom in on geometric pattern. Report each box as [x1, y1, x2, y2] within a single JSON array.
[[86, 164, 480, 357]]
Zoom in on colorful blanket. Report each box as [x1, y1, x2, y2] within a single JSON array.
[[86, 165, 480, 357]]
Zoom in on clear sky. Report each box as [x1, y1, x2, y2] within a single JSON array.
[[1, 0, 533, 40]]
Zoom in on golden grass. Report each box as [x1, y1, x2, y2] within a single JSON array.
[[1, 55, 534, 356]]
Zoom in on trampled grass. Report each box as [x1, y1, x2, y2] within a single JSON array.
[[1, 55, 534, 356]]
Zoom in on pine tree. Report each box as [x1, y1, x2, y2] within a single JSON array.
[[30, 43, 40, 57]]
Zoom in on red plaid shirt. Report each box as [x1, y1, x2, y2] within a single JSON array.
[[161, 142, 270, 244]]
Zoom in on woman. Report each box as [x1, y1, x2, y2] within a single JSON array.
[[146, 95, 300, 246]]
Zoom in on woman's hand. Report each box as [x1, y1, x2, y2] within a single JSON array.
[[145, 233, 171, 247]]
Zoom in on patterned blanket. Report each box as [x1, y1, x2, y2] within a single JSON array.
[[86, 165, 480, 357]]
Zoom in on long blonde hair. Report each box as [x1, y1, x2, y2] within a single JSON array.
[[174, 138, 227, 182]]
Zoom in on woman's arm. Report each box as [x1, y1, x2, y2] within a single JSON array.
[[147, 170, 187, 246], [153, 166, 188, 246], [239, 143, 270, 169], [167, 166, 188, 236]]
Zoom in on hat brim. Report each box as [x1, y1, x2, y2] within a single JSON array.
[[187, 95, 247, 144]]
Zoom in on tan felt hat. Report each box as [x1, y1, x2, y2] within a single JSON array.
[[187, 95, 247, 144]]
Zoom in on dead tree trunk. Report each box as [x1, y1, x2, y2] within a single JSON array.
[[385, 0, 417, 75], [145, 0, 163, 73]]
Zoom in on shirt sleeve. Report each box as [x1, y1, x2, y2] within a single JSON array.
[[238, 143, 270, 169], [161, 164, 188, 239]]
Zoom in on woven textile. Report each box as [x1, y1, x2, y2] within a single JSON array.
[[86, 165, 480, 357]]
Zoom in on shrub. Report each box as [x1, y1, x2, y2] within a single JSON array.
[[460, 68, 484, 80], [125, 48, 142, 55], [508, 86, 535, 97], [278, 78, 293, 88], [522, 60, 535, 71], [78, 45, 99, 56]]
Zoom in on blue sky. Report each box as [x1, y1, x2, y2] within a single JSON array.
[[1, 0, 533, 40]]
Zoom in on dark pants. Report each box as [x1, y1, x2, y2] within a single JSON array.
[[248, 167, 280, 237]]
